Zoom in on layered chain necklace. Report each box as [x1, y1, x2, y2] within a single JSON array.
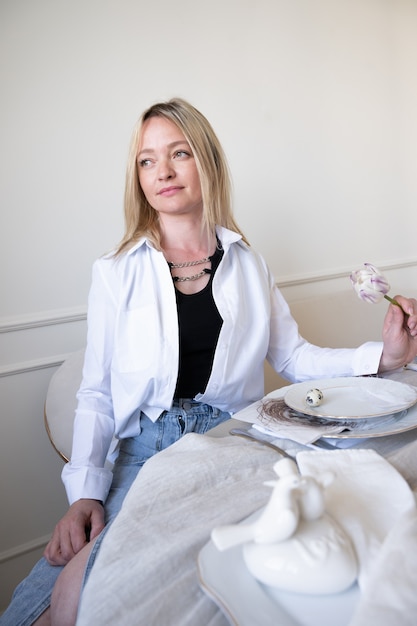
[[167, 255, 211, 283]]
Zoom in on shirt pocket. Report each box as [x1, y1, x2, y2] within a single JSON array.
[[113, 306, 158, 372]]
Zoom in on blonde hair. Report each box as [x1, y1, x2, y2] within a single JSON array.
[[115, 98, 248, 255]]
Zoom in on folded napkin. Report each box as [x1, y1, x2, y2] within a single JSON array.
[[349, 508, 417, 626], [233, 388, 348, 444], [253, 419, 346, 445], [295, 448, 416, 590]]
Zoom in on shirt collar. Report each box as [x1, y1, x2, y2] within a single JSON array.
[[125, 237, 152, 256], [125, 226, 243, 256]]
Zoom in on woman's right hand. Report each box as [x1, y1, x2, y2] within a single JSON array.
[[43, 499, 105, 566]]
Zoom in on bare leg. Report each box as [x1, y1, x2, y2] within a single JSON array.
[[50, 539, 97, 626]]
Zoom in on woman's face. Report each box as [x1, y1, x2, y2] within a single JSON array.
[[137, 116, 203, 220]]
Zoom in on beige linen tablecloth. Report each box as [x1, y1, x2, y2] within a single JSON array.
[[76, 426, 417, 626], [77, 434, 278, 626]]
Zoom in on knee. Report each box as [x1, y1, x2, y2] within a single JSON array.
[[50, 566, 80, 626], [50, 541, 95, 626]]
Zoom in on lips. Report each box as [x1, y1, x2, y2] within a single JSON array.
[[158, 186, 183, 196]]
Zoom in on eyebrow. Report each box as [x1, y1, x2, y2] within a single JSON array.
[[137, 140, 191, 158]]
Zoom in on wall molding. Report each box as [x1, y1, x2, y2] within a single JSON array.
[[0, 353, 72, 378], [276, 258, 417, 288], [0, 258, 416, 334], [0, 534, 51, 565], [0, 306, 87, 334]]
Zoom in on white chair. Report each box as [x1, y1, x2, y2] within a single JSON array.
[[44, 349, 85, 461]]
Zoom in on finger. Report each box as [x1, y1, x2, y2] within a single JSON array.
[[66, 520, 90, 556], [393, 295, 416, 318], [400, 304, 417, 336], [386, 295, 416, 337], [44, 530, 73, 566], [383, 299, 403, 331], [402, 298, 417, 334], [53, 517, 88, 563], [89, 508, 106, 541]]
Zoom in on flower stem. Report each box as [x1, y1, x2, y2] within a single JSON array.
[[384, 294, 399, 306], [384, 294, 406, 313]]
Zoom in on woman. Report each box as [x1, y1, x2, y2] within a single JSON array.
[[2, 98, 417, 626]]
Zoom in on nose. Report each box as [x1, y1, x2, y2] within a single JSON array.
[[157, 158, 175, 180]]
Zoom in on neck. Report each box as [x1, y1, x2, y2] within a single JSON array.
[[160, 219, 216, 257]]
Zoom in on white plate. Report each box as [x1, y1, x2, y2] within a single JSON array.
[[322, 405, 417, 439], [198, 511, 359, 626], [284, 377, 417, 420]]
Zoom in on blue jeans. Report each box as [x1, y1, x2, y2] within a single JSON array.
[[0, 400, 229, 626]]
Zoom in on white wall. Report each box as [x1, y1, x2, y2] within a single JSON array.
[[1, 0, 417, 612]]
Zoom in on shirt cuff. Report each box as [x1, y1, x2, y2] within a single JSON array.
[[61, 464, 113, 506], [351, 341, 383, 377]]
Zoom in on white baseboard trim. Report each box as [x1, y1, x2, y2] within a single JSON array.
[[0, 353, 72, 378], [0, 534, 51, 564]]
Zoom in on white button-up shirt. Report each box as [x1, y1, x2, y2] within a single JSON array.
[[62, 227, 382, 503]]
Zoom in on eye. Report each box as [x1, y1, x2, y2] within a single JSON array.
[[138, 158, 152, 168], [173, 150, 191, 159]]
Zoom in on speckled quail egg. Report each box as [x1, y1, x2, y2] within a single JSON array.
[[305, 388, 324, 407]]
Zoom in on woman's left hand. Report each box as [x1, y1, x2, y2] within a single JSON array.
[[379, 295, 417, 372]]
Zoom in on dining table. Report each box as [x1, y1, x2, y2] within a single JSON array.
[[76, 367, 417, 626]]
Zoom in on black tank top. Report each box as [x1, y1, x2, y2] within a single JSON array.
[[174, 245, 224, 398]]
